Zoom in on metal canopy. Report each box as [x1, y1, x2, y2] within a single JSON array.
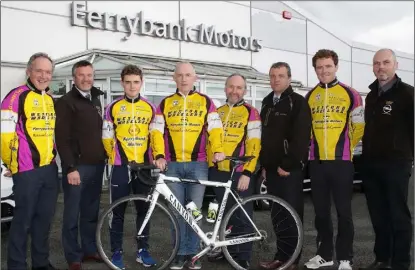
[[53, 48, 304, 87]]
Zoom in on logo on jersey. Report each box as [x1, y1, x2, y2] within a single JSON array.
[[33, 99, 39, 107], [188, 101, 201, 109], [128, 124, 141, 135]]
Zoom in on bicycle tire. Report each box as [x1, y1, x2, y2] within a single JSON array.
[[219, 194, 303, 270], [96, 194, 180, 270]]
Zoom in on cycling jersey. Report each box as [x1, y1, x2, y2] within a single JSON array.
[[208, 100, 261, 177], [305, 79, 365, 161], [1, 81, 56, 174], [102, 95, 165, 165], [153, 89, 224, 162]]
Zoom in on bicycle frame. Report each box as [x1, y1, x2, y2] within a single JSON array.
[[136, 172, 263, 260]]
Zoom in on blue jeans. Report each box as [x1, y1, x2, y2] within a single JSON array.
[[166, 161, 208, 256]]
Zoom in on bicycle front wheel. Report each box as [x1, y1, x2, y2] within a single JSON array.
[[96, 194, 180, 270], [219, 194, 303, 270]]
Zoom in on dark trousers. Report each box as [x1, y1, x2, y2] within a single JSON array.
[[209, 167, 254, 261], [362, 160, 413, 270], [109, 165, 152, 252], [266, 169, 304, 264], [310, 160, 354, 261], [61, 164, 104, 263], [7, 163, 59, 270]]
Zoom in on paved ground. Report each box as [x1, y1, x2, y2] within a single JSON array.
[[1, 176, 413, 270]]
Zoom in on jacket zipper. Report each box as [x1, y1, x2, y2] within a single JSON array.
[[41, 91, 50, 163], [220, 104, 233, 171], [324, 84, 328, 160], [132, 99, 137, 161], [264, 108, 271, 126], [182, 95, 187, 162]]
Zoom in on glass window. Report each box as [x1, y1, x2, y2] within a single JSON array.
[[110, 79, 124, 92], [255, 100, 263, 111], [53, 65, 73, 75], [110, 94, 124, 102], [255, 86, 272, 99], [145, 78, 177, 93], [48, 80, 66, 96], [144, 95, 165, 107], [93, 57, 126, 70], [206, 82, 252, 97], [206, 82, 225, 96], [245, 85, 252, 97]]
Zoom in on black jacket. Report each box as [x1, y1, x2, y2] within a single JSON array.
[[362, 75, 414, 161], [55, 85, 106, 173], [259, 86, 312, 172]]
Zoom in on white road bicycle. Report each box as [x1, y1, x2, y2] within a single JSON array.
[[96, 156, 303, 270]]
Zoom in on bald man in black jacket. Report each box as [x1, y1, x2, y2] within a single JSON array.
[[360, 49, 414, 270]]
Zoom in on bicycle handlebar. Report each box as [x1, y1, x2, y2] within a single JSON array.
[[128, 162, 160, 186], [128, 155, 255, 186], [224, 156, 255, 163], [129, 162, 158, 171]]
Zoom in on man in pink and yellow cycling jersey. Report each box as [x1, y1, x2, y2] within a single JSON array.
[[153, 62, 225, 270], [1, 52, 59, 270], [304, 49, 364, 270]]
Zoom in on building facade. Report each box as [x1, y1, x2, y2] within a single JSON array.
[[2, 1, 414, 111]]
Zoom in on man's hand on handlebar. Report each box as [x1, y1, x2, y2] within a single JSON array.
[[154, 157, 167, 171], [213, 152, 226, 163]]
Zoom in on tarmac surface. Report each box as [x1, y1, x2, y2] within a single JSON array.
[[1, 176, 413, 270]]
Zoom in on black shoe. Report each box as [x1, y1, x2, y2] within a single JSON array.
[[237, 260, 250, 269], [32, 263, 59, 270], [359, 261, 392, 269]]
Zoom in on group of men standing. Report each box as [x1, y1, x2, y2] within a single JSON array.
[[0, 47, 413, 270]]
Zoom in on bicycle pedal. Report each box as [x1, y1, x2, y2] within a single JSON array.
[[207, 253, 224, 262]]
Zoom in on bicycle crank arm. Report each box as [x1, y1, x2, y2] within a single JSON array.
[[191, 246, 211, 264]]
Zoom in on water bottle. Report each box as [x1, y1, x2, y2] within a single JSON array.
[[206, 199, 219, 223], [186, 201, 203, 222]]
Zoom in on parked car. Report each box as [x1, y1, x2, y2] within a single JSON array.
[[1, 161, 15, 232], [204, 142, 364, 209]]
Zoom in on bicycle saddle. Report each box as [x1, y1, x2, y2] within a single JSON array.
[[225, 156, 255, 163]]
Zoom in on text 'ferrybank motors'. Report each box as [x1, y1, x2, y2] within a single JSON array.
[[70, 1, 263, 52]]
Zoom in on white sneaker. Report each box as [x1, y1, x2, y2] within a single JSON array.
[[304, 255, 334, 269], [338, 260, 352, 270]]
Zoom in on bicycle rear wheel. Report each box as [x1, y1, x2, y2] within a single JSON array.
[[219, 194, 303, 270], [96, 194, 180, 270]]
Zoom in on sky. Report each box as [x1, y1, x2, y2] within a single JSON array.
[[285, 1, 414, 54]]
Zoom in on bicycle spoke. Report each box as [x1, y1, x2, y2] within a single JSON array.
[[96, 195, 179, 270], [218, 194, 303, 270]]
